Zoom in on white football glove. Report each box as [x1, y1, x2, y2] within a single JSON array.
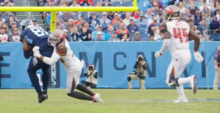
[[155, 51, 162, 58], [32, 46, 41, 58], [194, 51, 204, 63]]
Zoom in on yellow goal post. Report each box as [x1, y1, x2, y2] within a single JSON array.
[[0, 0, 138, 32]]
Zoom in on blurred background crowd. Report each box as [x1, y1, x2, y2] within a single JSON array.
[[0, 0, 220, 43]]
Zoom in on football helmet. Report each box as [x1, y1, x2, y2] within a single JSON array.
[[48, 29, 66, 46], [164, 5, 180, 21], [20, 19, 34, 31]]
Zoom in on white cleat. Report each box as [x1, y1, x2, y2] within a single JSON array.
[[190, 75, 197, 94], [174, 98, 188, 103], [92, 93, 104, 103]]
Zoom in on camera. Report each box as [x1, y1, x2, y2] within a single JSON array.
[[89, 66, 93, 71], [138, 57, 143, 62]]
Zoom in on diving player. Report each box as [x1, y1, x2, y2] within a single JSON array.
[[32, 29, 103, 103]]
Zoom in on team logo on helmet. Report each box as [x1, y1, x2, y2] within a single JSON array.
[[165, 7, 174, 15]]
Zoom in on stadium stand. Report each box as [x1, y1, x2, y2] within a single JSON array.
[[0, 0, 219, 43]]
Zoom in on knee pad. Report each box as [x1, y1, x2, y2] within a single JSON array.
[[167, 78, 179, 87], [127, 76, 131, 81]]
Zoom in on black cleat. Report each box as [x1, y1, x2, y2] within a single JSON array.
[[42, 91, 48, 99], [38, 93, 47, 103]]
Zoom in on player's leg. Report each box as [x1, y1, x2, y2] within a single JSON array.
[[66, 70, 103, 103], [127, 74, 139, 89], [166, 56, 188, 103], [41, 63, 50, 98], [27, 57, 47, 103]]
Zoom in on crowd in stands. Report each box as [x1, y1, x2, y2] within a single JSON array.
[[0, 0, 220, 43]]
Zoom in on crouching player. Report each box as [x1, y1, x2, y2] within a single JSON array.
[[32, 29, 103, 103]]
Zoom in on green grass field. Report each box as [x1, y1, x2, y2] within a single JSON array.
[[0, 89, 219, 113]]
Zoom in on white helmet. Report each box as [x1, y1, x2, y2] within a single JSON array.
[[48, 29, 66, 46], [20, 19, 34, 31]]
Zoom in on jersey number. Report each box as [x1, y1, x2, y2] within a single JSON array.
[[173, 28, 188, 43], [30, 27, 48, 37]]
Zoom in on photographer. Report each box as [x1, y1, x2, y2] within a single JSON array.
[[0, 54, 3, 89], [81, 64, 98, 89], [127, 55, 147, 89]]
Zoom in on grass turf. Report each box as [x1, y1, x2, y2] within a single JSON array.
[[0, 89, 219, 113]]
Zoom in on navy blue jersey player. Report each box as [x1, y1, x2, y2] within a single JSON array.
[[20, 19, 53, 103]]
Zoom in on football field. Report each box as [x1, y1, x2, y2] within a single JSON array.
[[0, 89, 219, 113]]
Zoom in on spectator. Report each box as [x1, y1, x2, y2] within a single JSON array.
[[101, 0, 113, 6], [203, 11, 212, 24], [198, 18, 209, 36], [183, 0, 191, 8], [136, 14, 147, 29], [116, 23, 130, 40], [1, 12, 15, 22], [1, 23, 9, 35], [80, 0, 92, 6], [138, 0, 151, 12], [81, 64, 98, 89], [89, 13, 100, 31], [107, 12, 114, 20], [132, 10, 143, 19], [0, 18, 5, 27], [112, 13, 123, 30], [79, 27, 91, 41], [147, 18, 158, 36], [33, 19, 39, 27], [70, 26, 81, 41], [194, 9, 202, 26], [108, 31, 120, 42], [8, 27, 20, 42], [0, 27, 8, 44], [152, 23, 162, 41], [179, 2, 186, 14], [91, 26, 105, 40], [189, 4, 197, 15], [152, 4, 160, 16], [216, 9, 220, 21], [70, 0, 80, 7], [150, 34, 154, 41], [146, 14, 155, 31], [65, 19, 75, 33], [6, 15, 18, 29], [127, 19, 139, 34], [134, 31, 141, 41], [64, 29, 72, 42], [210, 16, 220, 35], [196, 0, 203, 7], [199, 3, 211, 14], [99, 12, 111, 31], [56, 18, 65, 30], [94, 31, 105, 41], [8, 21, 19, 35], [105, 25, 117, 41], [60, 12, 75, 24], [150, 0, 163, 9], [121, 34, 130, 42], [78, 0, 94, 6], [75, 14, 86, 33], [37, 0, 45, 6], [144, 8, 153, 20], [123, 12, 134, 27], [181, 9, 190, 20]]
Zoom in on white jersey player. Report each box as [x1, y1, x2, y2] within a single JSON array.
[[155, 5, 204, 103], [32, 29, 103, 103]]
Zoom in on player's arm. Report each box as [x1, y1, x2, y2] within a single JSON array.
[[22, 37, 32, 59], [188, 29, 204, 62], [214, 53, 219, 70], [33, 46, 60, 65], [155, 22, 171, 57]]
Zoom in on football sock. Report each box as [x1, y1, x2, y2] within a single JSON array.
[[178, 77, 191, 85], [76, 84, 95, 96], [176, 85, 186, 99], [27, 71, 42, 94], [42, 71, 50, 92], [67, 91, 93, 101]]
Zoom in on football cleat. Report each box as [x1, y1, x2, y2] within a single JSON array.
[[92, 93, 104, 103], [190, 75, 197, 94], [42, 91, 48, 99], [38, 93, 47, 103], [174, 98, 188, 103]]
